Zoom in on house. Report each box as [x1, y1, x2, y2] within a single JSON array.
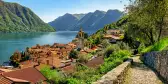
[[104, 29, 124, 43], [106, 29, 121, 35], [1, 67, 47, 84]]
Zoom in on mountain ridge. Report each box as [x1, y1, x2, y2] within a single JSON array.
[[49, 9, 123, 32]]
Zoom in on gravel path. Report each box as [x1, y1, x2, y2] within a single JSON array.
[[124, 56, 163, 84]]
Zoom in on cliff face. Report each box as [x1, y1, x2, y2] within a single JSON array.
[[0, 1, 55, 33]]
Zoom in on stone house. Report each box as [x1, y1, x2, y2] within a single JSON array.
[[104, 29, 124, 43]]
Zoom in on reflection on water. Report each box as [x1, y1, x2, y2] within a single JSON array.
[[0, 31, 78, 64]]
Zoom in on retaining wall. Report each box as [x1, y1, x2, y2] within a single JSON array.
[[93, 59, 132, 84], [142, 51, 168, 82]]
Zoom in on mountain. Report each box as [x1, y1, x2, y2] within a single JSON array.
[[0, 1, 55, 33], [94, 10, 123, 30], [49, 13, 79, 31], [72, 10, 106, 31], [73, 14, 85, 20], [49, 10, 123, 32]]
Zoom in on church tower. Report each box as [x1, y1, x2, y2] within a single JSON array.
[[77, 28, 85, 49]]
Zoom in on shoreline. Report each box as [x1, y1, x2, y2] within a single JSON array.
[[0, 31, 79, 65]]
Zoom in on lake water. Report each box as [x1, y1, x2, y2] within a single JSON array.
[[0, 31, 80, 64]]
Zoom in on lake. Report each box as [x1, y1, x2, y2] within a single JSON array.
[[0, 31, 80, 64]]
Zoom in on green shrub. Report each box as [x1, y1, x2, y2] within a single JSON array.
[[102, 40, 111, 48], [117, 42, 130, 50], [141, 37, 168, 53], [40, 65, 65, 83], [75, 64, 88, 71], [69, 50, 78, 59], [100, 50, 131, 74], [71, 65, 101, 84], [104, 44, 120, 57], [151, 37, 168, 51], [99, 59, 123, 74], [66, 78, 81, 84], [138, 43, 146, 53], [141, 46, 153, 53], [78, 54, 90, 63]]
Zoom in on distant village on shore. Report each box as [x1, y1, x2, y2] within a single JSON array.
[[0, 28, 123, 83]]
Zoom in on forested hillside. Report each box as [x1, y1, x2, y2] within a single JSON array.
[[0, 1, 55, 33]]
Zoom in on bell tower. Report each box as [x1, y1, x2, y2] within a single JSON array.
[[77, 27, 84, 49]]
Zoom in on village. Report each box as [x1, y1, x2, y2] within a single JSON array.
[[0, 28, 124, 84]]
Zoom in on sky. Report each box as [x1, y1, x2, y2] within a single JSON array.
[[5, 0, 129, 23]]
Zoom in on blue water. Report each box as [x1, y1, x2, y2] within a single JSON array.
[[0, 31, 80, 64]]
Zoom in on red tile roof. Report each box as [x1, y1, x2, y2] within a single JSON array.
[[61, 64, 75, 73], [0, 70, 4, 74], [0, 75, 13, 84], [85, 56, 104, 68], [3, 67, 46, 84], [6, 77, 30, 83]]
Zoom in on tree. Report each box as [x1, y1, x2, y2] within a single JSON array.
[[84, 33, 88, 39], [69, 50, 78, 59], [10, 51, 22, 63], [126, 0, 168, 45]]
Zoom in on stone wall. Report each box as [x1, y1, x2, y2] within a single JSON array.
[[93, 59, 132, 84], [142, 51, 168, 82]]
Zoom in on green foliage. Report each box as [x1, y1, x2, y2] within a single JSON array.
[[78, 54, 90, 63], [69, 50, 78, 59], [138, 43, 146, 53], [151, 37, 168, 51], [10, 51, 21, 63], [0, 1, 55, 33], [101, 39, 111, 48], [117, 42, 130, 50], [66, 78, 81, 84], [100, 50, 131, 74], [104, 23, 118, 30], [141, 46, 153, 53], [142, 37, 168, 53], [84, 33, 89, 39], [87, 31, 103, 46], [125, 0, 168, 45], [40, 65, 64, 83], [99, 59, 122, 74], [104, 44, 120, 58], [72, 65, 101, 84], [116, 15, 128, 27]]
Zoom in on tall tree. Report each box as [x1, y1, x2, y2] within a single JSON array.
[[126, 0, 168, 45]]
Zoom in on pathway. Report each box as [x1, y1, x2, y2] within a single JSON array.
[[124, 56, 163, 84]]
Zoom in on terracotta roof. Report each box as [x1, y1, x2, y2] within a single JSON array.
[[3, 67, 46, 83], [104, 35, 121, 40], [6, 77, 30, 83], [0, 68, 13, 73], [0, 75, 13, 84], [0, 70, 4, 74], [85, 56, 104, 68], [20, 60, 38, 69], [61, 64, 75, 73]]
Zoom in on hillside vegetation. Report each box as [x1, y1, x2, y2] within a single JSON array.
[[0, 1, 55, 33]]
